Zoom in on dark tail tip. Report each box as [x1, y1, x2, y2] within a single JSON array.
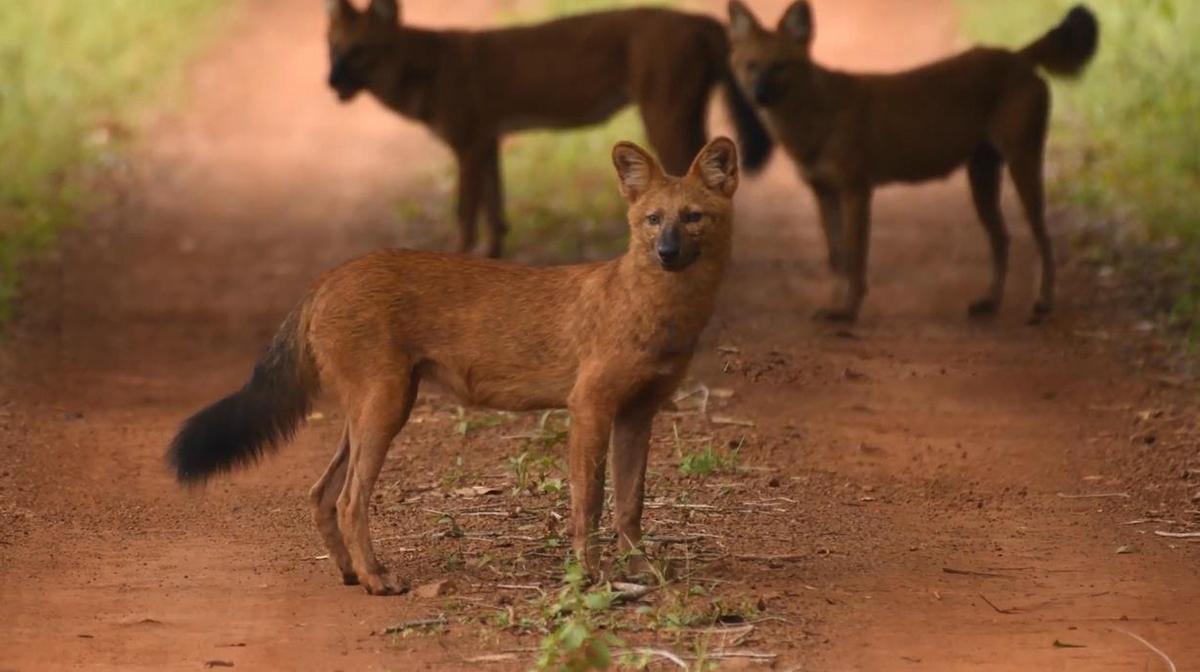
[[166, 386, 306, 484], [722, 74, 774, 174]]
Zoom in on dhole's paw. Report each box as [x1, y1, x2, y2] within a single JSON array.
[[615, 553, 660, 583], [812, 306, 858, 323], [1028, 301, 1052, 325], [361, 572, 410, 596], [967, 298, 999, 318]]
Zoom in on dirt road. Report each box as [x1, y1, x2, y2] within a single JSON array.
[[1, 1, 1197, 670]]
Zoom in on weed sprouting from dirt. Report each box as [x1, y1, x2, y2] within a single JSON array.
[[679, 444, 740, 478]]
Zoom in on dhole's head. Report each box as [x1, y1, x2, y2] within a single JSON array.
[[727, 1, 814, 108], [325, 0, 400, 102], [612, 138, 739, 273]]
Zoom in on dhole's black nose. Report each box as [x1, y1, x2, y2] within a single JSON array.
[[657, 225, 682, 266]]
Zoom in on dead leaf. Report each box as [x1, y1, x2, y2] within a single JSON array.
[[453, 485, 502, 498], [711, 415, 755, 427]]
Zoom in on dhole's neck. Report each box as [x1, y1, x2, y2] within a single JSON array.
[[767, 64, 845, 165], [371, 28, 446, 122], [613, 239, 731, 323]]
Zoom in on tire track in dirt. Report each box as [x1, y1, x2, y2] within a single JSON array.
[[1, 1, 1197, 670]]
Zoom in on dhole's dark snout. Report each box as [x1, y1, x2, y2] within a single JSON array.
[[656, 225, 694, 272], [327, 57, 360, 101]]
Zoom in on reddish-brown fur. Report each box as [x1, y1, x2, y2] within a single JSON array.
[[325, 0, 769, 257], [167, 138, 740, 594], [727, 1, 1098, 322]]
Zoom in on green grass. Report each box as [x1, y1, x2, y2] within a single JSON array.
[[0, 0, 230, 321], [959, 1, 1200, 329]]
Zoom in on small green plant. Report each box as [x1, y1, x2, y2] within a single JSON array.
[[679, 444, 738, 477], [535, 562, 622, 672], [454, 407, 512, 436], [506, 449, 563, 494]]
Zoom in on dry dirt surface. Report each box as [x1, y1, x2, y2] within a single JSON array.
[[2, 1, 1198, 670]]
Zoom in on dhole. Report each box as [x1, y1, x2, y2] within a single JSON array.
[[325, 0, 769, 257], [167, 138, 740, 595], [727, 1, 1099, 322]]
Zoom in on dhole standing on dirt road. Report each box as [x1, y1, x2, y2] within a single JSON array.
[[324, 0, 770, 258], [727, 1, 1098, 323], [167, 138, 740, 595]]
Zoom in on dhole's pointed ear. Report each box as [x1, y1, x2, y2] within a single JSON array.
[[612, 141, 664, 204], [326, 0, 354, 19], [778, 0, 814, 46], [688, 137, 739, 198], [727, 1, 762, 39], [369, 0, 400, 22]]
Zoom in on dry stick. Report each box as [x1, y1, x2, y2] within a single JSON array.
[[734, 553, 806, 562], [1116, 628, 1177, 672], [943, 567, 1009, 578], [627, 648, 688, 670], [698, 651, 778, 662], [1153, 530, 1200, 538], [373, 615, 447, 635], [979, 594, 1018, 615], [1056, 492, 1130, 499]]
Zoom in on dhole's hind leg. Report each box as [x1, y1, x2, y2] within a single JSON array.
[[338, 375, 419, 595], [966, 144, 1009, 317], [308, 425, 356, 585], [1008, 150, 1054, 322]]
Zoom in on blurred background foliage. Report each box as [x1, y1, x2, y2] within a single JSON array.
[[0, 0, 229, 321]]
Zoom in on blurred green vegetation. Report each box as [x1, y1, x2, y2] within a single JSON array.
[[0, 0, 229, 321], [960, 0, 1200, 331], [496, 0, 673, 261]]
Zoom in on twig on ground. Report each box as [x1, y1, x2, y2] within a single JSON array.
[[1153, 530, 1200, 538], [373, 615, 447, 635], [695, 651, 777, 662], [626, 648, 688, 669], [979, 594, 1018, 614], [1121, 518, 1176, 525], [1056, 491, 1130, 499], [463, 653, 519, 664], [1115, 628, 1177, 672], [733, 553, 805, 562], [943, 567, 1009, 578]]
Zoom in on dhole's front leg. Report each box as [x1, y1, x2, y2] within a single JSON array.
[[815, 186, 872, 322], [479, 140, 509, 258], [452, 144, 485, 255], [566, 395, 615, 578], [609, 395, 662, 579], [810, 181, 844, 273]]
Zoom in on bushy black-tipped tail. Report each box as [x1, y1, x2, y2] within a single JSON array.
[[1020, 5, 1099, 77], [722, 72, 774, 173], [167, 306, 318, 483]]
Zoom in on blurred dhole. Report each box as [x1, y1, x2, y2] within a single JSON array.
[[324, 0, 769, 257], [728, 1, 1098, 323]]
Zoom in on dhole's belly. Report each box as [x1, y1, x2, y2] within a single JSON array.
[[501, 91, 630, 134], [419, 358, 576, 412]]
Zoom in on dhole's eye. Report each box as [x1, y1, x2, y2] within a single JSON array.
[[682, 211, 703, 224], [646, 213, 662, 226]]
